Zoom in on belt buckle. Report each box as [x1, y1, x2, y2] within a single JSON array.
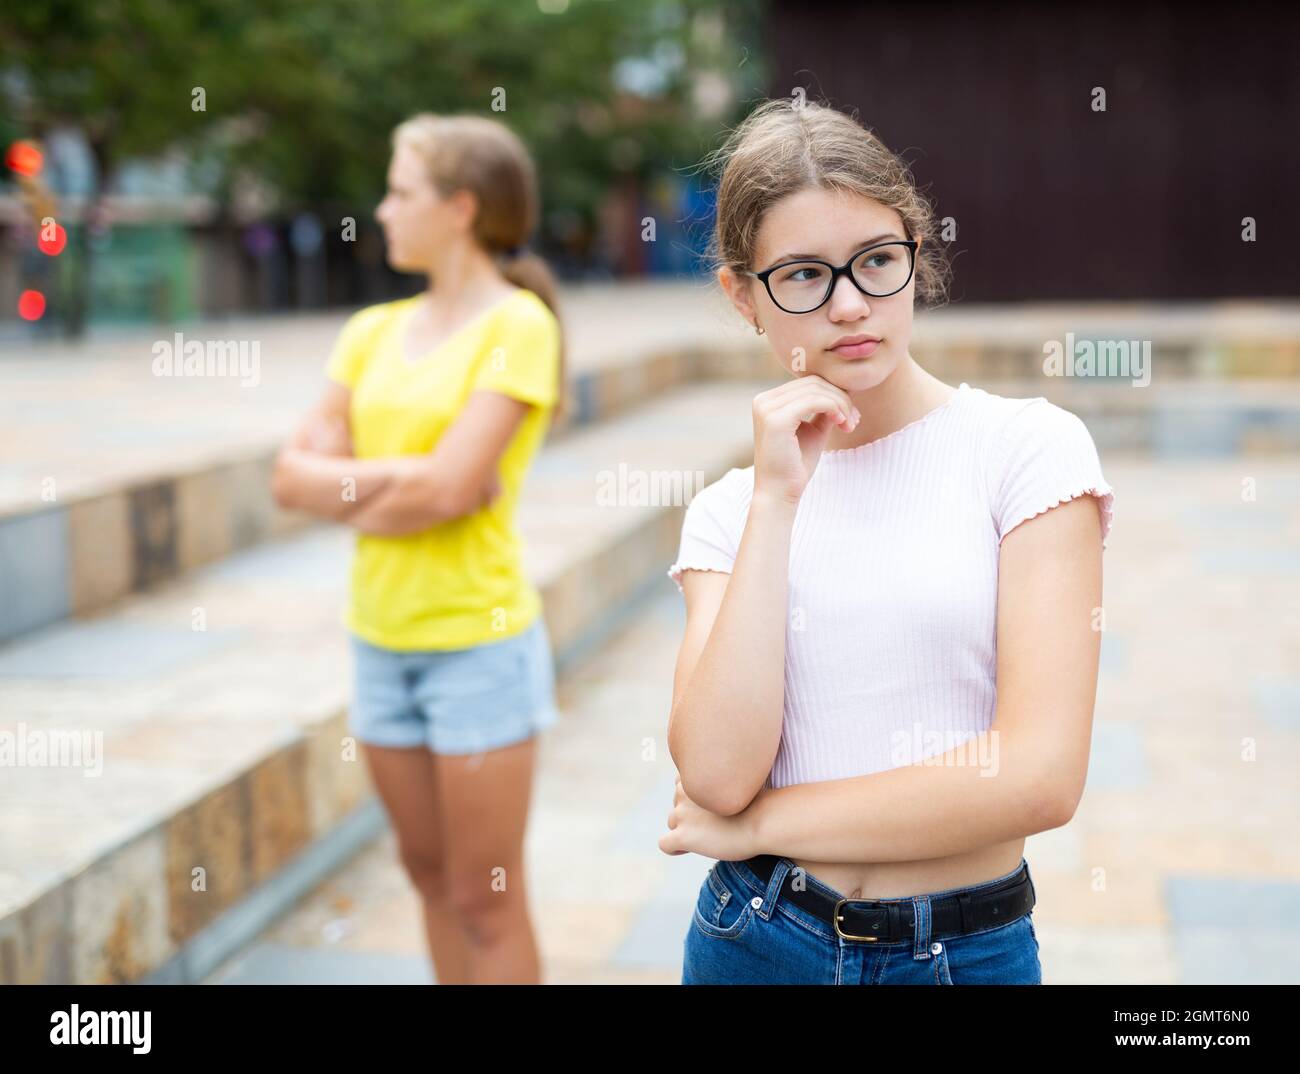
[[832, 898, 881, 942]]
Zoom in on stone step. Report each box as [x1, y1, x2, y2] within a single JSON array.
[[198, 584, 705, 986], [4, 287, 1298, 644], [0, 288, 759, 639], [5, 345, 1299, 652], [969, 377, 1300, 457], [0, 379, 760, 984]]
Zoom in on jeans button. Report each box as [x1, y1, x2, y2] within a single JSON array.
[[931, 941, 943, 954], [750, 896, 763, 909]]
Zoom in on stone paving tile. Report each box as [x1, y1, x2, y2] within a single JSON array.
[[1039, 927, 1180, 985], [1171, 927, 1300, 985], [0, 508, 70, 637], [1252, 678, 1300, 732], [1165, 874, 1300, 984], [0, 620, 249, 679], [1024, 825, 1085, 874], [206, 943, 434, 985], [192, 527, 349, 589], [1088, 720, 1151, 791], [1166, 873, 1300, 927], [1098, 633, 1128, 676], [1198, 548, 1300, 572], [611, 900, 695, 973]]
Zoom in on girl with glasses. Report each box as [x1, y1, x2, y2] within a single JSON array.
[[661, 97, 1115, 985]]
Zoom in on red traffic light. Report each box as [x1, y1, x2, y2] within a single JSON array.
[[18, 290, 46, 320], [6, 140, 43, 178]]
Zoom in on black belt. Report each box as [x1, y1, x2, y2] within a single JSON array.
[[740, 855, 1036, 943]]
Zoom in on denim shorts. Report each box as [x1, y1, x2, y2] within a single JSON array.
[[683, 855, 1042, 985], [346, 616, 561, 754]]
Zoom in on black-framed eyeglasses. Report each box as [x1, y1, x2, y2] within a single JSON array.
[[741, 238, 921, 314]]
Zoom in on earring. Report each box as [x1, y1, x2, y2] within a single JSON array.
[[754, 323, 765, 336]]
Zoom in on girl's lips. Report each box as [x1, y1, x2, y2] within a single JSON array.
[[831, 338, 880, 358]]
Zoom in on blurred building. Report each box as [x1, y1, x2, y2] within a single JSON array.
[[765, 0, 1298, 300]]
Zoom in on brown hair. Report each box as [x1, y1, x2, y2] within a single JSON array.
[[393, 113, 568, 421], [702, 97, 952, 310]]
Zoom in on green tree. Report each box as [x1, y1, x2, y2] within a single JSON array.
[[0, 0, 767, 330]]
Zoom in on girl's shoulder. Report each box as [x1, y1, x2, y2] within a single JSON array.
[[962, 384, 1099, 450], [962, 385, 1114, 548], [498, 287, 558, 329], [347, 295, 419, 325], [667, 466, 755, 593], [326, 298, 416, 387], [957, 383, 1102, 464], [334, 296, 418, 354], [958, 382, 1047, 427]]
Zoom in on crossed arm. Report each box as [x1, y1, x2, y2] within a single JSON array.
[[661, 493, 1104, 863], [272, 378, 531, 535]]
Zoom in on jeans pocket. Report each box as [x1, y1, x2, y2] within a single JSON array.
[[942, 914, 1041, 985], [692, 864, 757, 940]]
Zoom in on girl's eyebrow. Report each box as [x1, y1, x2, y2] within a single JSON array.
[[771, 232, 904, 263]]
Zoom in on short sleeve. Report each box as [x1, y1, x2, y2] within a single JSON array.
[[471, 303, 561, 409], [325, 305, 389, 389], [992, 399, 1115, 549], [666, 470, 744, 594]]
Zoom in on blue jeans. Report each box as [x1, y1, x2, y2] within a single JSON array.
[[683, 856, 1042, 985]]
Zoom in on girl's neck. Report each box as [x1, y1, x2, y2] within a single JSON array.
[[421, 242, 510, 317]]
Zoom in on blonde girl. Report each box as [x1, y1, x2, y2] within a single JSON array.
[[274, 114, 565, 985]]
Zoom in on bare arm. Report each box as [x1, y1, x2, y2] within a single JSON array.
[[741, 493, 1104, 862], [272, 382, 524, 533], [271, 380, 400, 520], [668, 377, 859, 817], [668, 491, 797, 816], [340, 389, 528, 535]]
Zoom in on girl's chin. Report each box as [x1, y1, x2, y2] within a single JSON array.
[[806, 361, 891, 390]]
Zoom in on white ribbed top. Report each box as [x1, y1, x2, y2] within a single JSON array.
[[667, 382, 1116, 789]]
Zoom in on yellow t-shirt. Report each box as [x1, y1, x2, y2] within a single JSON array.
[[325, 288, 560, 650]]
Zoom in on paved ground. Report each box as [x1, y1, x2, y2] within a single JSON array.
[[204, 453, 1300, 985]]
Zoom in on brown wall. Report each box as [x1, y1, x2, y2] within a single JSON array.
[[765, 0, 1298, 300]]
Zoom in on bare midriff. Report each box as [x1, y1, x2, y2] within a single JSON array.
[[785, 837, 1026, 901]]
